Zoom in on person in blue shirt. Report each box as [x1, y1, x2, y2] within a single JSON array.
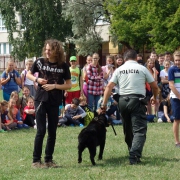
[[168, 50, 180, 147], [1, 60, 21, 101]]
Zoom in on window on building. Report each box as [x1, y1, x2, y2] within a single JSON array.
[[3, 43, 6, 54], [0, 14, 7, 31], [9, 44, 12, 54]]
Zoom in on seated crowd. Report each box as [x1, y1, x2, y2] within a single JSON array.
[[0, 51, 176, 132]]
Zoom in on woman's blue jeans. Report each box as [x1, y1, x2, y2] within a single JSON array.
[[87, 93, 100, 111]]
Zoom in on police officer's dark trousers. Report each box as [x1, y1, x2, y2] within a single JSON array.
[[119, 96, 147, 162]]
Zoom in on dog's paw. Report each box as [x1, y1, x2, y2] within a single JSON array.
[[78, 158, 82, 163], [98, 156, 103, 160], [92, 162, 96, 166]]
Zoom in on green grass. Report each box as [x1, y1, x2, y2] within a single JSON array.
[[0, 123, 179, 180], [0, 89, 3, 101]]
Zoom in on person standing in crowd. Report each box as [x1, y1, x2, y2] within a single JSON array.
[[158, 53, 165, 71], [87, 53, 104, 112], [168, 50, 180, 147], [101, 49, 158, 164], [27, 39, 71, 168], [82, 55, 92, 98], [21, 59, 37, 97], [1, 60, 21, 101], [64, 56, 82, 104], [146, 58, 159, 116], [116, 54, 124, 68], [160, 60, 171, 99], [165, 51, 174, 66], [137, 53, 144, 65], [102, 55, 116, 88], [150, 51, 161, 84]]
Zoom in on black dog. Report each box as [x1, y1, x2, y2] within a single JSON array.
[[78, 113, 109, 165]]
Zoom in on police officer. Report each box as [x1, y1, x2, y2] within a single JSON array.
[[101, 49, 159, 165]]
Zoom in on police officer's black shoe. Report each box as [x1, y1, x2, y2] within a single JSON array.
[[129, 157, 141, 165], [137, 157, 141, 163]]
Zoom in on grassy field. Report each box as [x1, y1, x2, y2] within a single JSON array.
[[0, 123, 179, 180], [0, 89, 3, 101]]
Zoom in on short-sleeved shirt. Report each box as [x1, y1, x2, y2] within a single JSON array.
[[67, 67, 81, 92], [1, 70, 20, 94], [21, 69, 34, 85], [31, 58, 71, 106], [65, 104, 86, 118], [87, 64, 104, 95], [110, 60, 154, 96], [168, 66, 180, 98], [159, 100, 171, 114]]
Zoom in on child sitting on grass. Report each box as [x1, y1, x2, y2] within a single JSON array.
[[10, 91, 29, 128], [1, 100, 17, 131], [22, 96, 36, 128], [79, 95, 94, 126], [19, 86, 33, 117], [64, 98, 86, 127], [0, 104, 6, 133], [57, 105, 67, 127]]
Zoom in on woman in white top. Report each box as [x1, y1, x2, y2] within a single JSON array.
[[102, 55, 116, 89], [160, 60, 171, 99], [21, 59, 37, 97]]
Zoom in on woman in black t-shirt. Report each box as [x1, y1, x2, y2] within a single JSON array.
[[158, 95, 174, 123], [27, 39, 71, 168]]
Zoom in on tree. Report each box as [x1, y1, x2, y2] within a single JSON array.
[[105, 0, 180, 53], [0, 0, 72, 60], [63, 0, 110, 56], [144, 0, 180, 53]]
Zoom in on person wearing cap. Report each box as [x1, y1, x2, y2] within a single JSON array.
[[64, 56, 83, 104]]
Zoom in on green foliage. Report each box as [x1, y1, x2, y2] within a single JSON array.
[[63, 0, 107, 56], [0, 124, 180, 179], [0, 0, 72, 60], [105, 0, 180, 53]]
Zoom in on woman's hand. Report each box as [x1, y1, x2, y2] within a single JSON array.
[[152, 67, 157, 73], [37, 78, 47, 85], [42, 84, 56, 91]]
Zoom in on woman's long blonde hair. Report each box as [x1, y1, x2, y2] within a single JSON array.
[[6, 59, 15, 74]]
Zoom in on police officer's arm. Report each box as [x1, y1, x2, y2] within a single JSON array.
[[149, 81, 159, 103], [102, 82, 116, 106]]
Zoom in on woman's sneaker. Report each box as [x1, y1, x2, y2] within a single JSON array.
[[44, 160, 60, 168], [32, 161, 44, 168]]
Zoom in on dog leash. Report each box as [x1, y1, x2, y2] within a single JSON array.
[[111, 124, 117, 136]]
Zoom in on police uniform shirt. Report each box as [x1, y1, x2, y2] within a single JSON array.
[[110, 60, 154, 96]]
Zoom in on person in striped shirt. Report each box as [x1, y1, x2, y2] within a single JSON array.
[[168, 50, 180, 147]]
